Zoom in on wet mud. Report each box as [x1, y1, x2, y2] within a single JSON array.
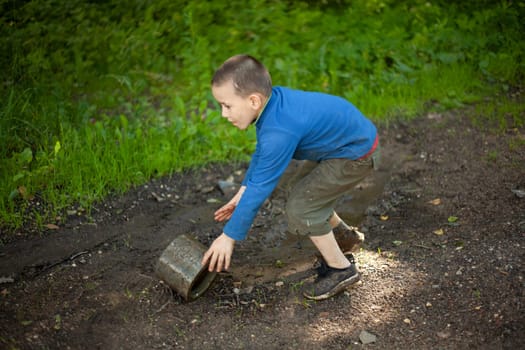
[[0, 109, 524, 349]]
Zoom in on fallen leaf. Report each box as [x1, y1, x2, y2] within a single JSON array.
[[45, 224, 59, 230], [18, 186, 27, 197], [447, 216, 459, 223], [393, 240, 403, 246], [380, 215, 389, 221], [433, 228, 444, 236], [17, 186, 34, 200], [428, 198, 441, 205], [54, 314, 61, 330]]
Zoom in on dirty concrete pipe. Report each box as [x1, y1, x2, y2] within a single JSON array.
[[155, 234, 217, 301]]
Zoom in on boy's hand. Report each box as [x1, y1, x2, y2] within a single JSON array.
[[202, 233, 235, 272], [214, 186, 246, 222], [214, 202, 236, 222]]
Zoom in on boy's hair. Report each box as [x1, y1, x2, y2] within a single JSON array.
[[212, 54, 272, 98]]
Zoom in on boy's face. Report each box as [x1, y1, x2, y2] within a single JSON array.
[[212, 80, 262, 130]]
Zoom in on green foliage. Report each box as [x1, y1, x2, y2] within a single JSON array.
[[0, 0, 523, 232]]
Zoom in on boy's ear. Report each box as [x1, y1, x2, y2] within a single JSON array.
[[249, 93, 263, 110]]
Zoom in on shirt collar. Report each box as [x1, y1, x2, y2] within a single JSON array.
[[252, 92, 272, 126]]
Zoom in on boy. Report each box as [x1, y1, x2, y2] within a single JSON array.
[[202, 54, 379, 300]]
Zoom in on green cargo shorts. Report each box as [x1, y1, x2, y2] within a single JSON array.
[[284, 147, 380, 236]]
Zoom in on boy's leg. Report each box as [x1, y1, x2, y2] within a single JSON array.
[[285, 156, 375, 300], [309, 231, 350, 269], [304, 230, 360, 300], [286, 157, 374, 245], [330, 212, 365, 253], [286, 159, 369, 252]]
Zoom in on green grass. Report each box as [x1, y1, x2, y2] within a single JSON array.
[[1, 0, 524, 234], [472, 94, 525, 132]]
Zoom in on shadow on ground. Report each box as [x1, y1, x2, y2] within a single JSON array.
[[1, 109, 524, 349]]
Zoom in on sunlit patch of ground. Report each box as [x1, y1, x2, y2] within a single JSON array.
[[305, 248, 428, 346]]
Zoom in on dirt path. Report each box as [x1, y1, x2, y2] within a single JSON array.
[[1, 109, 524, 349]]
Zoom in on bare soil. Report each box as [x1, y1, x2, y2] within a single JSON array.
[[1, 109, 524, 349]]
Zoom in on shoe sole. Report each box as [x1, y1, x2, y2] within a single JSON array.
[[303, 272, 361, 301]]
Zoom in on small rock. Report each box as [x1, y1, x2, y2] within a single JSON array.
[[218, 180, 238, 196], [359, 330, 377, 344], [437, 330, 451, 339], [151, 192, 165, 202], [511, 187, 525, 198], [427, 113, 443, 120], [242, 286, 254, 294], [200, 186, 215, 194], [0, 276, 14, 284], [403, 318, 411, 324], [275, 281, 284, 287]]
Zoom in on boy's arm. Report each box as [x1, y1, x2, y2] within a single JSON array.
[[222, 129, 298, 240], [204, 129, 298, 271], [242, 142, 260, 187], [202, 186, 245, 272]]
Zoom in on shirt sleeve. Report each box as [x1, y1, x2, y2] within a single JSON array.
[[241, 142, 260, 186], [224, 128, 299, 240]]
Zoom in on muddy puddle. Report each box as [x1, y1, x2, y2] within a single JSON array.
[[221, 153, 400, 289]]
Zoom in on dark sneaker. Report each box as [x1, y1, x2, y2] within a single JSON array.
[[332, 222, 365, 253], [315, 253, 355, 277], [303, 254, 360, 301]]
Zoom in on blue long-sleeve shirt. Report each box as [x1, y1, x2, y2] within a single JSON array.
[[223, 86, 377, 240]]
